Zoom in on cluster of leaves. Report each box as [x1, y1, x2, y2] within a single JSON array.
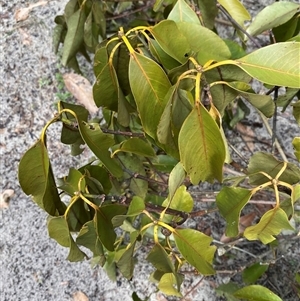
[[19, 0, 300, 300]]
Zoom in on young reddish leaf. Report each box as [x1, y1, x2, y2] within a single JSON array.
[[173, 228, 216, 275], [216, 187, 252, 237], [244, 207, 294, 244], [178, 105, 226, 184]]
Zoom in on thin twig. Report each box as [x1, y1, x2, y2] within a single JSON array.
[[216, 2, 261, 48], [101, 128, 145, 137], [180, 276, 205, 301], [272, 87, 279, 153]]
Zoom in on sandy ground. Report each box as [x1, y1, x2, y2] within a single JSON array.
[[1, 1, 299, 301]]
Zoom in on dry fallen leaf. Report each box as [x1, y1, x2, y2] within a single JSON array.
[[72, 291, 89, 301], [63, 73, 98, 115], [18, 28, 32, 45], [0, 189, 15, 210], [15, 1, 48, 22], [220, 212, 256, 243]]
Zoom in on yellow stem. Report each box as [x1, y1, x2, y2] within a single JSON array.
[[251, 180, 273, 195], [79, 193, 100, 212], [195, 72, 201, 104], [275, 161, 287, 180], [109, 41, 123, 65], [64, 195, 80, 218]]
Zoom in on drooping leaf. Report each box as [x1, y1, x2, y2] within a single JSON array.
[[167, 0, 200, 25], [158, 273, 183, 297], [244, 207, 294, 244], [168, 162, 186, 200], [48, 216, 86, 262], [218, 0, 251, 27], [77, 121, 123, 177], [292, 184, 300, 203], [62, 8, 86, 66], [116, 231, 139, 279], [177, 22, 231, 65], [216, 187, 252, 237], [150, 20, 190, 64], [178, 105, 226, 184], [92, 1, 106, 38], [18, 139, 66, 216], [247, 2, 300, 38], [57, 167, 85, 196], [195, 0, 218, 29], [233, 285, 283, 301], [112, 138, 156, 158], [292, 137, 300, 161], [273, 15, 300, 42], [129, 51, 171, 139], [247, 152, 300, 185], [84, 10, 98, 51], [276, 88, 299, 109], [292, 100, 300, 125], [211, 81, 275, 117], [173, 228, 216, 275], [234, 42, 300, 88]]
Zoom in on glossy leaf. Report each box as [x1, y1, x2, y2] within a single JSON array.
[[244, 207, 294, 244], [247, 152, 300, 185], [292, 137, 300, 161], [218, 0, 251, 27], [112, 138, 156, 158], [233, 285, 283, 301], [178, 105, 226, 184], [77, 121, 123, 178], [212, 81, 275, 117], [216, 187, 252, 237], [247, 2, 300, 37], [173, 228, 216, 275], [235, 42, 300, 88], [48, 216, 86, 262], [129, 51, 171, 139], [62, 9, 86, 65], [150, 20, 190, 64], [167, 0, 200, 25], [177, 22, 231, 65], [18, 140, 66, 216]]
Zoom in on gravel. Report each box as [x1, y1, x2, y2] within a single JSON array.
[[1, 1, 299, 301]]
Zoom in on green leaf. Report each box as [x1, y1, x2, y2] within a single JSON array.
[[247, 2, 300, 37], [212, 81, 275, 117], [177, 22, 231, 65], [216, 282, 240, 301], [293, 137, 300, 161], [223, 39, 247, 59], [57, 167, 84, 195], [292, 100, 300, 125], [112, 138, 156, 158], [195, 0, 218, 29], [235, 42, 300, 88], [168, 162, 186, 200], [95, 204, 127, 251], [218, 0, 251, 27], [247, 152, 300, 185], [216, 187, 252, 237], [233, 285, 283, 301], [92, 1, 106, 38], [116, 231, 139, 279], [244, 207, 294, 244], [18, 140, 66, 216], [129, 51, 171, 139], [173, 228, 216, 275], [273, 16, 300, 42], [242, 262, 269, 284], [167, 0, 200, 25], [76, 220, 105, 263], [150, 20, 190, 64], [292, 184, 300, 203], [77, 121, 123, 177], [48, 216, 86, 262], [158, 273, 183, 297], [178, 105, 226, 184], [62, 9, 86, 66]]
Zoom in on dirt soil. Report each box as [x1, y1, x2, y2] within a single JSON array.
[[1, 1, 299, 301]]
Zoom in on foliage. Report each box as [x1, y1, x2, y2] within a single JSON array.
[[19, 0, 300, 300]]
